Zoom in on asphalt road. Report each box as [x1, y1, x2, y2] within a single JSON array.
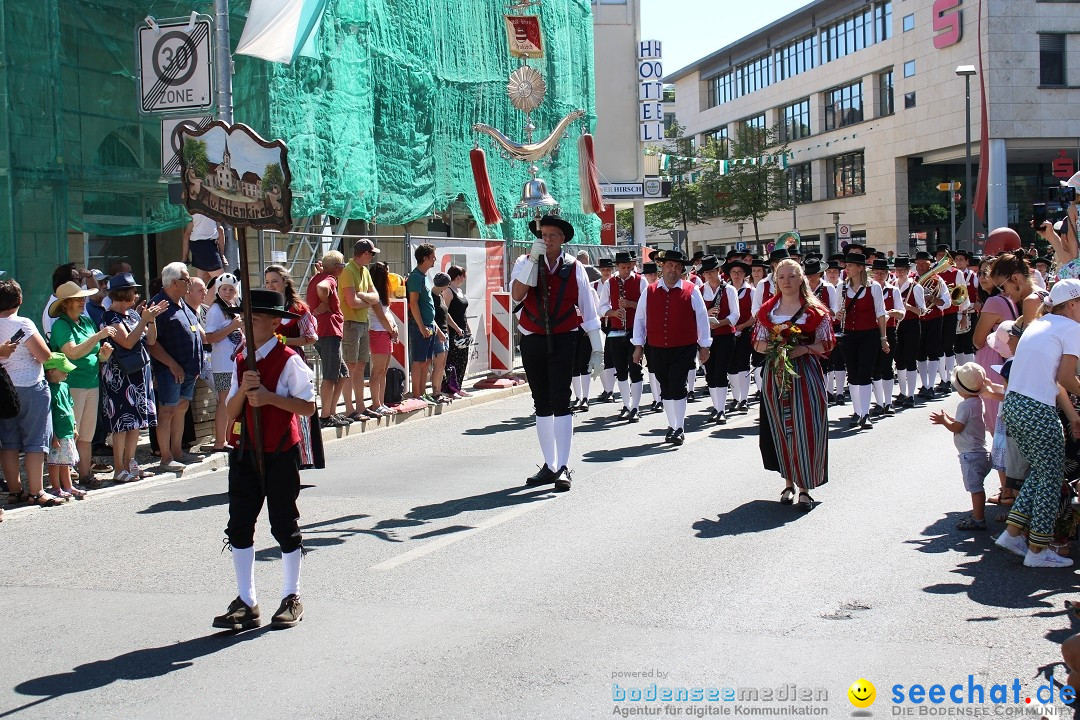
[[1, 382, 1078, 719]]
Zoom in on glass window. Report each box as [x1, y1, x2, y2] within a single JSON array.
[[775, 35, 817, 82], [824, 81, 864, 131], [781, 98, 812, 142], [663, 112, 676, 132], [902, 13, 915, 32], [878, 2, 893, 40], [879, 70, 894, 116], [903, 60, 916, 78], [783, 162, 813, 204], [1041, 34, 1067, 86], [904, 91, 917, 109], [704, 126, 729, 144], [822, 2, 891, 63], [828, 151, 865, 198], [742, 114, 766, 133], [706, 71, 736, 108]]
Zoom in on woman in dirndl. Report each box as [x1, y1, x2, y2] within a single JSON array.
[[753, 259, 836, 512]]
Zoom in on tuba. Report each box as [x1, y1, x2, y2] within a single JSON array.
[[918, 252, 953, 294], [951, 284, 968, 307]]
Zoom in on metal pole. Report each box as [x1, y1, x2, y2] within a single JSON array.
[[963, 74, 973, 251], [213, 0, 233, 124], [791, 168, 797, 231], [237, 226, 265, 481], [949, 186, 956, 251]]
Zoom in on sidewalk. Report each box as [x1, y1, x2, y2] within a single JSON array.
[[1, 374, 530, 521]]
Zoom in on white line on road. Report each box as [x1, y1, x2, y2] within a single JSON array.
[[369, 500, 548, 570]]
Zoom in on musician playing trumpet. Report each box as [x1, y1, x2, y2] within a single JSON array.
[[915, 250, 951, 399]]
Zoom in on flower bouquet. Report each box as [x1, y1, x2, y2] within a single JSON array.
[[766, 322, 804, 395]]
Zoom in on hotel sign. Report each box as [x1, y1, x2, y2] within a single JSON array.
[[638, 40, 664, 142]]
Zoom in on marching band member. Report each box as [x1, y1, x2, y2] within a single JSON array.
[[838, 253, 888, 429], [726, 258, 755, 413], [570, 279, 602, 413], [594, 258, 618, 404], [805, 258, 840, 406], [952, 250, 979, 366], [631, 250, 711, 446], [597, 251, 647, 422], [915, 251, 950, 399], [511, 216, 602, 492], [750, 249, 787, 400], [893, 256, 926, 409], [700, 255, 739, 424], [871, 259, 904, 416], [935, 244, 962, 393], [640, 260, 663, 413]]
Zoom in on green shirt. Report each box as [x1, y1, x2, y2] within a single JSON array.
[[339, 259, 374, 323], [407, 268, 435, 327], [49, 380, 76, 439], [49, 315, 100, 389]]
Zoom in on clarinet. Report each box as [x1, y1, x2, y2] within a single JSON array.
[[617, 275, 626, 329]]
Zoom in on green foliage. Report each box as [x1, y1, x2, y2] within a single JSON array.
[[700, 124, 790, 243], [644, 121, 710, 238], [262, 163, 285, 192], [182, 139, 209, 178]]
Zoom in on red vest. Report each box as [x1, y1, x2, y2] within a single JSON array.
[[519, 258, 582, 335], [843, 285, 879, 332], [760, 278, 776, 302], [735, 286, 753, 325], [645, 282, 699, 348], [607, 273, 643, 331], [883, 285, 899, 327], [810, 282, 831, 316], [705, 282, 734, 336], [900, 282, 920, 322], [940, 268, 960, 315], [922, 277, 944, 321], [229, 342, 302, 453]]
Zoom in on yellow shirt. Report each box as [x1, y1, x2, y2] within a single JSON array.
[[339, 259, 374, 323]]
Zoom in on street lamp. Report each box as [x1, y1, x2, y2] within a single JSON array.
[[956, 65, 976, 251]]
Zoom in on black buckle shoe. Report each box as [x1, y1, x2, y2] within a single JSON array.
[[526, 465, 557, 486], [271, 594, 304, 628], [552, 466, 572, 492], [213, 596, 261, 631], [664, 427, 674, 443], [671, 428, 685, 446], [627, 408, 640, 423]]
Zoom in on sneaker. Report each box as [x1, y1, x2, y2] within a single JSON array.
[[419, 394, 438, 406], [995, 530, 1028, 558], [1024, 548, 1074, 568], [212, 596, 261, 630], [271, 594, 304, 628]]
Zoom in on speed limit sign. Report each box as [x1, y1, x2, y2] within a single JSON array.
[[838, 224, 852, 240], [137, 18, 214, 114]]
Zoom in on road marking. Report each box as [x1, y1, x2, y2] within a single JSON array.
[[369, 500, 548, 570]]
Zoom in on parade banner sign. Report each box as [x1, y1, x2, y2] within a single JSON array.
[[178, 121, 293, 232], [504, 16, 543, 58]]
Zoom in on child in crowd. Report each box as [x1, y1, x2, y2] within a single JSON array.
[[930, 362, 990, 531], [44, 352, 84, 500]]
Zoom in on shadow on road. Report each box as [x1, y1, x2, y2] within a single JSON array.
[[367, 486, 553, 536], [914, 512, 1080, 610], [138, 493, 227, 515], [5, 629, 268, 716], [692, 499, 807, 538], [462, 415, 534, 436], [582, 443, 677, 463]]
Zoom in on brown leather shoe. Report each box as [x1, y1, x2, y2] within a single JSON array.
[[271, 594, 304, 628], [212, 597, 261, 631]]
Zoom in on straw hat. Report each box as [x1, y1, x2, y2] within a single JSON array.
[[952, 362, 987, 395], [48, 281, 96, 318]]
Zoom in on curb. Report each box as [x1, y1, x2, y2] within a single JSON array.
[[0, 381, 531, 522]]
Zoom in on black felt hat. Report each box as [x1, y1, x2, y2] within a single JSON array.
[[657, 249, 688, 265], [699, 255, 721, 272], [642, 262, 658, 274], [225, 289, 300, 320], [843, 253, 867, 266], [597, 258, 615, 269], [529, 215, 575, 243], [871, 259, 890, 271], [614, 251, 636, 264], [723, 259, 751, 276], [893, 255, 912, 267], [803, 259, 823, 275]]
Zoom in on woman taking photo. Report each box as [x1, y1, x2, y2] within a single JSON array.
[[838, 253, 888, 429], [366, 261, 400, 415], [49, 280, 115, 485], [101, 273, 167, 481], [203, 273, 244, 452], [753, 259, 835, 511], [995, 279, 1080, 568], [441, 266, 472, 398]]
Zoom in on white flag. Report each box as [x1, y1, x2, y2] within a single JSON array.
[[236, 0, 328, 65]]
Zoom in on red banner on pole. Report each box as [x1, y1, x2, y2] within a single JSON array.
[[599, 204, 616, 246], [504, 16, 543, 58]]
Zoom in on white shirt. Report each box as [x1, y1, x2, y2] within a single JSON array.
[[841, 281, 887, 320], [190, 212, 221, 241], [596, 273, 649, 319], [510, 254, 601, 335], [0, 315, 44, 386], [631, 279, 712, 348], [807, 280, 840, 314], [751, 275, 774, 316], [226, 337, 317, 403], [368, 303, 390, 332], [205, 302, 242, 374], [1007, 313, 1080, 406], [897, 278, 927, 314], [700, 282, 740, 329]]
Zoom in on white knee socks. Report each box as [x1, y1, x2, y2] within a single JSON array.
[[618, 379, 631, 408], [709, 386, 727, 413], [675, 398, 687, 430], [883, 377, 895, 405], [571, 375, 582, 401], [832, 370, 847, 397], [281, 548, 302, 598], [602, 367, 616, 393], [554, 414, 573, 470], [232, 545, 257, 608], [851, 384, 872, 417], [535, 415, 557, 471], [753, 367, 763, 393], [580, 373, 593, 400], [687, 368, 697, 394], [650, 372, 661, 402], [663, 399, 676, 428], [630, 381, 643, 410], [872, 380, 885, 406]]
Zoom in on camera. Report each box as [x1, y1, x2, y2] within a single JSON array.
[[1033, 203, 1048, 226], [1059, 186, 1077, 203]]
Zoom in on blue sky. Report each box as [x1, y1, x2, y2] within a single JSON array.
[[641, 0, 814, 77]]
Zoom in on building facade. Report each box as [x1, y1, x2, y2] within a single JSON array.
[[667, 0, 1080, 258]]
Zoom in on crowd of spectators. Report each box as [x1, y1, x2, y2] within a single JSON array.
[[0, 237, 473, 518]]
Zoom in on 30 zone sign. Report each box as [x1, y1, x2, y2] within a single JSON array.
[[138, 18, 214, 114]]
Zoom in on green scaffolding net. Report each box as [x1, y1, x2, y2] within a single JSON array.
[[0, 0, 598, 314]]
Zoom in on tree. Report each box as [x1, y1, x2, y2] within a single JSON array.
[[701, 123, 790, 244], [261, 162, 284, 192], [641, 121, 710, 253], [182, 138, 209, 177]]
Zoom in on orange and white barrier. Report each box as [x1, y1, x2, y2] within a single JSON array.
[[490, 292, 513, 372]]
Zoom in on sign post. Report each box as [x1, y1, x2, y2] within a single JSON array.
[[137, 17, 215, 115]]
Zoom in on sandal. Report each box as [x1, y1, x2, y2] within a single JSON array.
[[780, 487, 795, 505], [956, 515, 988, 531], [31, 492, 63, 507], [797, 491, 815, 512], [77, 475, 103, 490], [68, 487, 86, 500], [7, 489, 29, 505], [988, 493, 1015, 506]]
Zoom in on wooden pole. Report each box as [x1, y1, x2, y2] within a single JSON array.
[[237, 225, 266, 481]]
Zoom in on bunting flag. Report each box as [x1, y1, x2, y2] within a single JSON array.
[[236, 0, 329, 64]]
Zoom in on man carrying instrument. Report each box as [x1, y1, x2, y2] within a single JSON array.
[[597, 251, 647, 422], [936, 243, 962, 394], [511, 216, 603, 492], [915, 250, 950, 399]]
